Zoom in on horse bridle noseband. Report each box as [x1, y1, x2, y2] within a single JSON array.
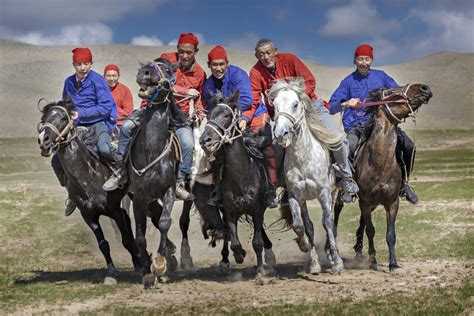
[[38, 105, 76, 150], [205, 102, 243, 152], [145, 62, 173, 107]]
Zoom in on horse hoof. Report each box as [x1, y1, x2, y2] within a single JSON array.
[[255, 272, 264, 285], [166, 254, 178, 272], [370, 263, 379, 271], [264, 248, 277, 268], [219, 261, 230, 273], [151, 255, 167, 276], [180, 257, 194, 271], [143, 274, 156, 288], [309, 260, 322, 275], [234, 254, 244, 264], [331, 262, 345, 274], [390, 267, 406, 275], [103, 276, 117, 285], [296, 236, 311, 253]]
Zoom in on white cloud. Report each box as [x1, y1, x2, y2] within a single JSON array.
[[319, 0, 400, 37], [370, 37, 398, 60], [226, 32, 259, 51], [14, 23, 113, 45], [131, 35, 164, 46]]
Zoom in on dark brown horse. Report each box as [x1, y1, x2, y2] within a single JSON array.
[[334, 83, 432, 273]]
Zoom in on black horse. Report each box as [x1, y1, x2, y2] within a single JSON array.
[[333, 83, 432, 273], [38, 99, 141, 283], [127, 60, 187, 287], [199, 92, 276, 278]]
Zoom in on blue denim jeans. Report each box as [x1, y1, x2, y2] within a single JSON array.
[[176, 124, 194, 175], [117, 109, 143, 158]]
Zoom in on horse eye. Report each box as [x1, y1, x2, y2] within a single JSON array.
[[293, 101, 298, 109]]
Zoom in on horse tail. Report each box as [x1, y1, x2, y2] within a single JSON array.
[[269, 203, 293, 232]]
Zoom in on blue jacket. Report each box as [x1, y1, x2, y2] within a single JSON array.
[[329, 69, 398, 132], [203, 64, 267, 122], [62, 70, 117, 132]]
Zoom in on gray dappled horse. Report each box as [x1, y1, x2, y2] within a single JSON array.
[[200, 92, 276, 278], [270, 78, 344, 274], [333, 83, 432, 273], [38, 99, 141, 284]]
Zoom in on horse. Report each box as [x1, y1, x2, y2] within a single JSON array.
[[199, 92, 276, 278], [37, 99, 141, 284], [333, 83, 432, 273], [127, 59, 187, 287], [269, 78, 344, 274]]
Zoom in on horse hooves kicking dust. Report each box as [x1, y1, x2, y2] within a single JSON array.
[[151, 254, 167, 276], [103, 276, 117, 285]]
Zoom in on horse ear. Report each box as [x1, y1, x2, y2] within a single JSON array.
[[369, 87, 386, 100], [37, 98, 49, 113], [139, 61, 146, 68], [228, 91, 240, 108]]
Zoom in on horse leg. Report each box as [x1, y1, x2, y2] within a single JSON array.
[[319, 188, 344, 273], [288, 194, 309, 252], [385, 199, 403, 274], [180, 200, 194, 270], [361, 205, 378, 271], [132, 198, 154, 288], [225, 211, 246, 264], [110, 208, 142, 273], [220, 237, 231, 271], [262, 227, 276, 270], [301, 202, 321, 274], [252, 206, 265, 277], [83, 215, 118, 284], [353, 214, 366, 261], [333, 196, 344, 240]]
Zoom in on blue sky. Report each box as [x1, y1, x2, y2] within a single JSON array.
[[0, 0, 472, 66]]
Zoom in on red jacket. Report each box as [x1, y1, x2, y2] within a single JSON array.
[[249, 53, 317, 118], [110, 82, 134, 126]]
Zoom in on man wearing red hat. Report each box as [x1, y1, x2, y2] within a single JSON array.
[[329, 44, 418, 204], [103, 64, 134, 126], [202, 45, 278, 208], [52, 47, 118, 216], [248, 39, 359, 199]]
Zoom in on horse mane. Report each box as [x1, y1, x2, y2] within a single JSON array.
[[41, 97, 75, 121]]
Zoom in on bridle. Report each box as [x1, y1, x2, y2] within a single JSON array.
[[144, 62, 173, 107], [38, 104, 76, 150], [269, 89, 307, 135], [205, 102, 243, 152]]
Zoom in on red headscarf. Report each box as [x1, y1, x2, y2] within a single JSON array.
[[72, 47, 93, 63], [208, 45, 228, 62], [178, 33, 199, 46], [104, 64, 120, 75], [354, 44, 373, 59]]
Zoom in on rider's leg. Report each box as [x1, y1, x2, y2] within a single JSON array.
[[95, 122, 115, 161], [52, 154, 76, 216], [397, 128, 418, 204], [175, 125, 195, 200], [103, 110, 142, 191], [311, 99, 359, 195]]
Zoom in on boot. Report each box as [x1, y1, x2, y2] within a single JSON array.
[[265, 186, 278, 209], [176, 171, 194, 201], [333, 140, 359, 195], [64, 197, 76, 217], [103, 155, 127, 191], [339, 177, 359, 195], [401, 183, 418, 205]]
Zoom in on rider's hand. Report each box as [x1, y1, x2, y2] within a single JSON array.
[[238, 120, 247, 131], [187, 88, 200, 97], [342, 98, 361, 108], [71, 111, 79, 120]]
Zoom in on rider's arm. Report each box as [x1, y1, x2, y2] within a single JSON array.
[[382, 71, 400, 89], [329, 79, 350, 114], [76, 76, 115, 123], [233, 69, 254, 122], [288, 53, 316, 98]]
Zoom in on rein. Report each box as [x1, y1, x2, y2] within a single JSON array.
[[39, 105, 77, 149], [130, 132, 177, 176], [274, 101, 306, 130], [206, 102, 243, 152]]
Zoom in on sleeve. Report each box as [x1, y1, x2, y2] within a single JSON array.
[[62, 80, 68, 100], [328, 79, 350, 115], [290, 54, 316, 97], [246, 69, 262, 121], [119, 86, 134, 118], [383, 71, 400, 89], [233, 69, 254, 122], [193, 70, 206, 112], [76, 77, 115, 123]]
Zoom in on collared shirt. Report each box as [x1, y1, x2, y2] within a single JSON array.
[[249, 53, 317, 118], [110, 82, 134, 126], [62, 70, 117, 131], [202, 64, 267, 122], [329, 69, 399, 132]]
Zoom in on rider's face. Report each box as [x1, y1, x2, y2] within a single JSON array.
[[177, 43, 198, 69], [255, 44, 277, 69], [73, 62, 92, 80], [104, 70, 119, 88], [354, 56, 373, 76], [208, 59, 228, 80]]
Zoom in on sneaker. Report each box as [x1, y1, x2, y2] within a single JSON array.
[[340, 177, 359, 195], [175, 172, 194, 201], [401, 184, 418, 205], [64, 198, 76, 217], [103, 173, 121, 191]]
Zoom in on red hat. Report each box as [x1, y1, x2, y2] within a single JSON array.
[[354, 44, 373, 59], [104, 64, 120, 75], [208, 45, 228, 63], [178, 33, 199, 46], [72, 47, 93, 63]]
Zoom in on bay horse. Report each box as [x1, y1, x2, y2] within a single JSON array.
[[37, 99, 141, 284], [127, 59, 187, 287], [269, 78, 344, 273], [334, 83, 432, 273], [199, 92, 276, 278]]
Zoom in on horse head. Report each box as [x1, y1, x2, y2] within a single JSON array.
[[37, 98, 76, 157], [199, 91, 240, 155], [268, 77, 309, 148], [136, 58, 175, 105], [372, 83, 433, 123]]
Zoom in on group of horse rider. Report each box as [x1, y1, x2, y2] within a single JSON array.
[[52, 32, 419, 217]]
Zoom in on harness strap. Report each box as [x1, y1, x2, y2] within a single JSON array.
[[130, 132, 175, 176]]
